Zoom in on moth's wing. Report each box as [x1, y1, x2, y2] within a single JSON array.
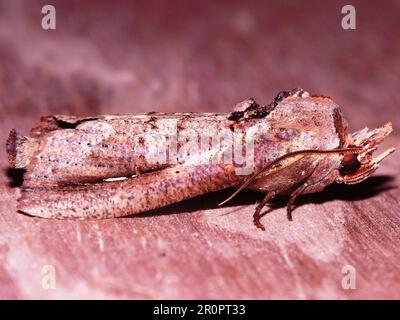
[[12, 113, 229, 188], [18, 163, 242, 219]]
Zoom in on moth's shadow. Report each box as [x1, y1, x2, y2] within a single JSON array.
[[5, 168, 25, 188], [296, 175, 396, 207], [131, 175, 396, 219]]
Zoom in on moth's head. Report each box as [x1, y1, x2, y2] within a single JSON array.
[[338, 122, 394, 184]]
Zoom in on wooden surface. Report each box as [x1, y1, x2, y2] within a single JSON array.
[[0, 0, 399, 299]]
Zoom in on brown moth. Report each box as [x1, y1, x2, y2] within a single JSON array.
[[7, 89, 394, 230]]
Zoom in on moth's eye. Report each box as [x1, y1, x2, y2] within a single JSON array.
[[340, 153, 361, 175]]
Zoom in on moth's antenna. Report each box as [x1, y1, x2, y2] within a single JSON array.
[[218, 147, 362, 207]]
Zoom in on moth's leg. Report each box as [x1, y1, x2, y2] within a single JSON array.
[[253, 191, 276, 231], [251, 166, 316, 228], [285, 161, 339, 221], [286, 183, 309, 221], [285, 164, 321, 221]]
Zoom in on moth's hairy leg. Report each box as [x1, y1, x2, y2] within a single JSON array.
[[285, 165, 337, 221], [285, 164, 320, 221], [253, 191, 276, 231], [286, 183, 309, 221], [250, 160, 321, 228]]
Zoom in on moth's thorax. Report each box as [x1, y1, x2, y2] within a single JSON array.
[[246, 92, 351, 194], [242, 95, 349, 179]]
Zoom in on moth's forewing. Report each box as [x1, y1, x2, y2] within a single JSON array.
[[18, 163, 242, 218]]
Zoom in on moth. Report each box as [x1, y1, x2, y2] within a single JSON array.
[[7, 88, 394, 230]]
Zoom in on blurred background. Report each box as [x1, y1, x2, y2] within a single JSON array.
[[1, 0, 399, 130], [0, 0, 399, 299]]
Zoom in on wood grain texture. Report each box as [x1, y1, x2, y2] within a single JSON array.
[[0, 0, 399, 299]]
